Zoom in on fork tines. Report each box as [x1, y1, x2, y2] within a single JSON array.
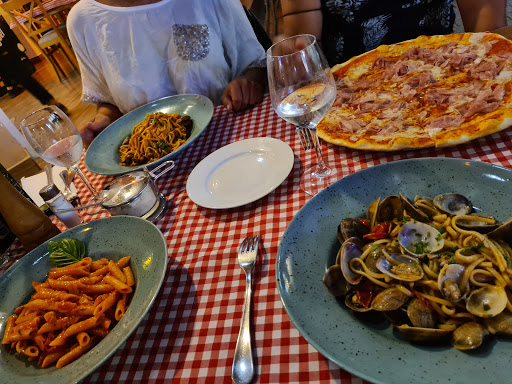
[[296, 127, 315, 150], [240, 236, 260, 253]]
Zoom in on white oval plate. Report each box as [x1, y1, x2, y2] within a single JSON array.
[[186, 137, 294, 209]]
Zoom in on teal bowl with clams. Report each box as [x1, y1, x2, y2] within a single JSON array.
[[277, 157, 512, 384]]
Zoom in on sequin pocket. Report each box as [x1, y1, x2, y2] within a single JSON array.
[[172, 24, 210, 61]]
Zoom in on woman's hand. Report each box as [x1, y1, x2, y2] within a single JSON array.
[[80, 103, 122, 146], [222, 67, 266, 112]]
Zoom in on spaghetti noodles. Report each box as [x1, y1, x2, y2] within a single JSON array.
[[119, 112, 192, 166], [324, 194, 512, 350]]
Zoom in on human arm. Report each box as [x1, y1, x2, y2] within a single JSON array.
[[215, 0, 267, 111], [280, 0, 322, 41], [456, 0, 507, 32], [222, 67, 266, 112], [80, 103, 123, 146]]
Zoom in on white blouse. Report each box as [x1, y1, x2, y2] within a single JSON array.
[[67, 0, 266, 113]]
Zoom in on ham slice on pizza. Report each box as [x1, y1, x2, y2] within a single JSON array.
[[317, 33, 512, 151]]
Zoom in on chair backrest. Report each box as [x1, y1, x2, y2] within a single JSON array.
[[1, 0, 59, 44], [0, 0, 78, 67]]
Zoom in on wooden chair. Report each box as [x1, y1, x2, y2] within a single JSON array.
[[0, 0, 79, 81]]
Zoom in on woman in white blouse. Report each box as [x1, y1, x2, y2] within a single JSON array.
[[67, 0, 267, 144]]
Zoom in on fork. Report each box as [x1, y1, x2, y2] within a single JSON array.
[[232, 236, 260, 384], [296, 127, 315, 150]]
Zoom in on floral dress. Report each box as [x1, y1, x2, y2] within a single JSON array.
[[321, 0, 455, 65]]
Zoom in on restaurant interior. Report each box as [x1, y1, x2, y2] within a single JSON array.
[[2, 1, 512, 384]]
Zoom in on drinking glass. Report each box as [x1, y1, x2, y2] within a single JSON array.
[[267, 34, 338, 196], [21, 105, 99, 200]]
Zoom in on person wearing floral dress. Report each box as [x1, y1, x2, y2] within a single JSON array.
[[280, 0, 506, 66]]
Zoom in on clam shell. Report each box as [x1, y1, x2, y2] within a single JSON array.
[[466, 285, 507, 318], [370, 287, 409, 311], [323, 264, 351, 297], [398, 222, 444, 256], [452, 322, 489, 350], [396, 324, 452, 345], [376, 251, 424, 281], [339, 237, 364, 285], [437, 264, 468, 303], [433, 193, 472, 216]]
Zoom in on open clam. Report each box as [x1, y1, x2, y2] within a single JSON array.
[[407, 298, 437, 328], [377, 195, 403, 222], [396, 324, 452, 345], [437, 264, 468, 303], [433, 193, 472, 216], [339, 237, 364, 285], [376, 250, 424, 281], [337, 218, 370, 243], [457, 213, 499, 233], [367, 197, 381, 229], [323, 265, 351, 297], [345, 291, 373, 312], [399, 194, 429, 222], [487, 218, 512, 244], [370, 287, 410, 311], [398, 222, 444, 256], [466, 285, 507, 318], [484, 311, 512, 335], [452, 322, 489, 350]]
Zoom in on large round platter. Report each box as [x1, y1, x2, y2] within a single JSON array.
[[0, 216, 168, 383], [85, 94, 214, 175], [277, 158, 512, 384]]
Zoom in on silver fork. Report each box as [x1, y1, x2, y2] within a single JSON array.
[[296, 127, 315, 150], [232, 236, 260, 384]]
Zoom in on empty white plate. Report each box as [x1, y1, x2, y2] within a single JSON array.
[[186, 137, 294, 209]]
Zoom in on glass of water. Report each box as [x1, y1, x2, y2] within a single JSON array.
[[267, 34, 339, 196], [21, 105, 99, 200]]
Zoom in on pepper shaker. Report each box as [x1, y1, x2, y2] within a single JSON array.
[[39, 184, 83, 229]]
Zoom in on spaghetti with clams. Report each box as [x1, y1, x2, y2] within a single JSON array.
[[323, 193, 512, 350]]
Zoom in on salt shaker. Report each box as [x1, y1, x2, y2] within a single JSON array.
[[39, 184, 83, 229]]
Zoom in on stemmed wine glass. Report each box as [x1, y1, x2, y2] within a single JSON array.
[[267, 34, 338, 196], [20, 105, 99, 200]]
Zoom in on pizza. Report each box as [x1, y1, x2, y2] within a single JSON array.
[[317, 32, 512, 151]]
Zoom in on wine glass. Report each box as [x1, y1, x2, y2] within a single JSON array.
[[20, 105, 100, 200], [267, 34, 338, 196]]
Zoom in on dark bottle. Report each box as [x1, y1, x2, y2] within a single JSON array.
[[0, 163, 52, 216], [0, 213, 16, 254], [0, 173, 60, 251]]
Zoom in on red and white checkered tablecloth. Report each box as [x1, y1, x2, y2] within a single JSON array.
[[61, 95, 512, 383]]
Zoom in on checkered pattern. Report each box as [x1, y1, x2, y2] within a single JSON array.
[[50, 96, 512, 382]]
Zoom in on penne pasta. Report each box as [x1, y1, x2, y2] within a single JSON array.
[[48, 266, 90, 279], [32, 288, 80, 302], [116, 256, 131, 269], [91, 258, 108, 271], [76, 331, 90, 347], [1, 256, 133, 369], [94, 291, 120, 316], [56, 336, 98, 368], [115, 294, 127, 321], [107, 260, 126, 283], [123, 266, 135, 287], [103, 275, 132, 294]]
